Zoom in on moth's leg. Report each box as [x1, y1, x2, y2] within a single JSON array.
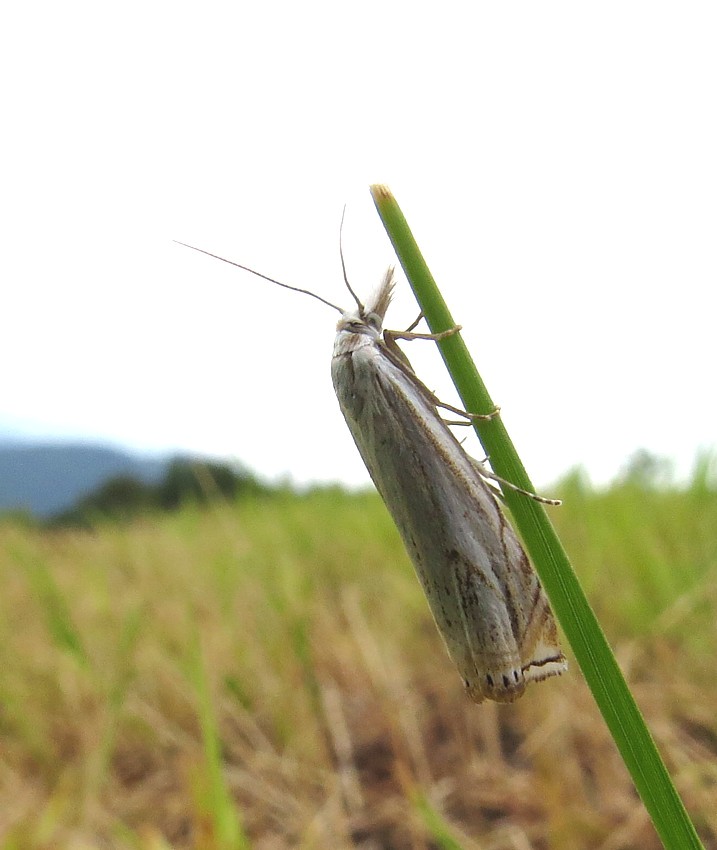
[[387, 325, 462, 343], [382, 328, 500, 422], [436, 399, 501, 422], [403, 312, 424, 334], [471, 458, 562, 506], [382, 325, 460, 371]]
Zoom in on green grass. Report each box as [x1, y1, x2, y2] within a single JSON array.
[[0, 477, 716, 848]]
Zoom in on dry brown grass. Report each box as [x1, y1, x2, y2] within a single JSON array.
[[0, 486, 715, 848]]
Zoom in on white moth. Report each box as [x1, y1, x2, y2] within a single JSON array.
[[177, 243, 567, 703]]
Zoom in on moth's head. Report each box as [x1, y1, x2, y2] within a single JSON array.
[[335, 267, 395, 339]]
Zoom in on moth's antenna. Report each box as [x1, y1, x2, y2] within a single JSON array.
[[175, 242, 343, 314], [338, 206, 365, 314]]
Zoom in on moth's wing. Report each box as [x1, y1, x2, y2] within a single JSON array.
[[379, 347, 567, 696], [332, 343, 566, 704]]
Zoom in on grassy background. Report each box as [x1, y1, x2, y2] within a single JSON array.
[[1, 472, 716, 848]]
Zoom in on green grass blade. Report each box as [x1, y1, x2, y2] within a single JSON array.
[[412, 790, 467, 849], [17, 550, 88, 669], [370, 184, 704, 850], [187, 628, 251, 850]]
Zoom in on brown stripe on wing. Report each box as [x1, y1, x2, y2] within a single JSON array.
[[518, 585, 567, 679]]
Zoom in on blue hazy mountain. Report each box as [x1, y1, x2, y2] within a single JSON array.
[[0, 442, 169, 518]]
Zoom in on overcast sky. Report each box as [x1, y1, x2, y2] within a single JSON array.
[[2, 3, 715, 489]]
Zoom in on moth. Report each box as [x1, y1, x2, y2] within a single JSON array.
[[177, 242, 567, 703]]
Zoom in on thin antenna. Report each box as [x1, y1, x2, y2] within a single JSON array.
[[174, 241, 344, 314], [338, 206, 364, 313]]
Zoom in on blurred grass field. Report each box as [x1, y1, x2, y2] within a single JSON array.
[[1, 469, 716, 849]]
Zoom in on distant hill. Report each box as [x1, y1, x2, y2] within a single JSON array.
[[0, 442, 169, 518]]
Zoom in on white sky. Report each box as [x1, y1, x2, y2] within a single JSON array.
[[2, 3, 715, 489]]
